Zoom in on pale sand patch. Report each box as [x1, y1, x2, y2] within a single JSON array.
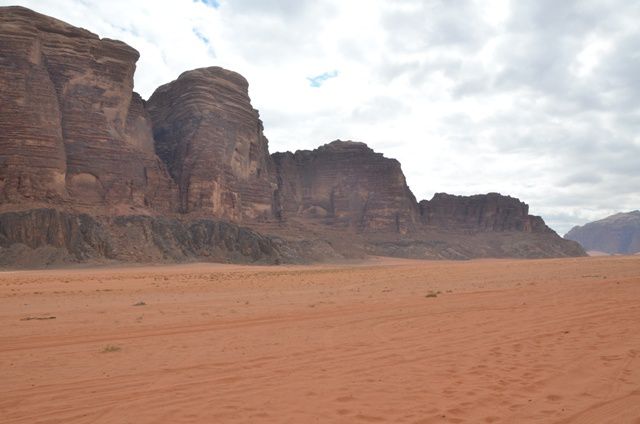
[[1, 256, 639, 423]]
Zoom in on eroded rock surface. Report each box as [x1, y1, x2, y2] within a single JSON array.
[[0, 6, 176, 210], [273, 141, 420, 233], [419, 192, 550, 233], [147, 67, 276, 221], [0, 209, 286, 267]]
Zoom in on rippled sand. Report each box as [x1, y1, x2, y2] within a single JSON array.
[[1, 256, 640, 423]]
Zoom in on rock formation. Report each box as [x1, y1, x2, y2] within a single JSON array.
[[0, 6, 175, 211], [147, 67, 276, 221], [0, 6, 586, 267], [272, 141, 420, 233], [0, 208, 286, 268], [268, 143, 583, 260], [419, 193, 550, 233], [360, 192, 585, 260], [565, 211, 640, 254]]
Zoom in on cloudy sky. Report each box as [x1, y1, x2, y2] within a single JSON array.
[[4, 0, 639, 234]]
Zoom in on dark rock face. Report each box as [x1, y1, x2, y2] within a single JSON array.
[[0, 209, 111, 262], [565, 211, 640, 254], [0, 209, 285, 267], [147, 67, 276, 221], [419, 193, 551, 233], [365, 232, 586, 260], [272, 141, 420, 233], [0, 6, 176, 210]]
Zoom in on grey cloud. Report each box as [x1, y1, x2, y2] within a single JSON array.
[[376, 60, 421, 83], [505, 0, 605, 35], [558, 172, 603, 187], [597, 32, 640, 110], [217, 0, 336, 63], [351, 96, 411, 122], [338, 40, 367, 63], [381, 0, 491, 53], [613, 111, 640, 133], [223, 0, 312, 17], [376, 1, 492, 85], [495, 1, 637, 101], [451, 77, 490, 98]]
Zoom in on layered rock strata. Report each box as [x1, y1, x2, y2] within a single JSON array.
[[147, 67, 276, 221], [0, 6, 175, 210], [419, 192, 551, 233], [272, 141, 420, 233]]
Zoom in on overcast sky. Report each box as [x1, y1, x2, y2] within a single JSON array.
[[4, 0, 639, 234]]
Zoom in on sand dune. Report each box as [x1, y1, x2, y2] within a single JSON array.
[[1, 256, 639, 423]]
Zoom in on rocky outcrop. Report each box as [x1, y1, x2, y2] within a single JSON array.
[[565, 211, 640, 254], [272, 141, 420, 233], [0, 6, 176, 210], [366, 231, 586, 260], [0, 209, 286, 267], [147, 67, 276, 221], [419, 192, 551, 233]]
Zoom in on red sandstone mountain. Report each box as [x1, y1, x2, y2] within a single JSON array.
[[272, 141, 420, 233], [147, 67, 276, 221], [0, 6, 175, 212], [0, 7, 585, 267], [419, 193, 551, 232]]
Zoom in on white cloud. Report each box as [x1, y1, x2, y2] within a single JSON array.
[[2, 0, 639, 234]]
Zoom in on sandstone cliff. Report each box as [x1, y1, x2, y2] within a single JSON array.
[[419, 193, 550, 233], [358, 192, 585, 260], [0, 6, 175, 211], [565, 211, 640, 254], [268, 143, 583, 259], [272, 141, 420, 233], [0, 6, 586, 267], [147, 67, 276, 221]]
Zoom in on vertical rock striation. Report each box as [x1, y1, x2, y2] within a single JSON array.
[[272, 141, 420, 233], [0, 7, 67, 202], [147, 67, 276, 221], [0, 6, 176, 211]]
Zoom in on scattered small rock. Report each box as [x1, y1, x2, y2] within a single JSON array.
[[101, 345, 121, 353], [20, 316, 56, 321]]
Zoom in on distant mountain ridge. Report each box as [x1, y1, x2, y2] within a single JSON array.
[[565, 211, 640, 254]]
